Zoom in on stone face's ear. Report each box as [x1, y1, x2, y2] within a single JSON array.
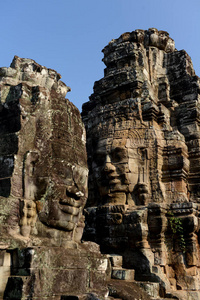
[[20, 200, 37, 237], [23, 151, 39, 200]]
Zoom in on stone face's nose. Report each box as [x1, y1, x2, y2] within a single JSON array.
[[66, 185, 81, 200], [104, 155, 116, 172]]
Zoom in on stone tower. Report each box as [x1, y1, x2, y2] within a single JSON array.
[[82, 29, 200, 299]]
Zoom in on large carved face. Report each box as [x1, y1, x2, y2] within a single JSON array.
[[24, 96, 88, 234], [17, 96, 88, 240], [37, 161, 88, 232], [0, 56, 88, 242], [92, 135, 147, 205]]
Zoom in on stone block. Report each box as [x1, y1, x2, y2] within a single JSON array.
[[165, 265, 175, 278], [136, 282, 160, 298], [51, 269, 89, 295], [169, 278, 177, 290], [186, 266, 198, 276], [111, 268, 135, 281], [176, 275, 200, 291], [96, 258, 108, 272], [186, 251, 198, 266], [89, 270, 108, 295], [109, 255, 123, 267], [154, 249, 168, 266]]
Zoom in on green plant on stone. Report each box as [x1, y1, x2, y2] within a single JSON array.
[[167, 211, 186, 253]]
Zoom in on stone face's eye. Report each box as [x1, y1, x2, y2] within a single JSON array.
[[94, 152, 106, 166], [111, 147, 126, 163]]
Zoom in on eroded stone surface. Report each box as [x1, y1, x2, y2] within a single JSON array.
[[82, 28, 200, 299], [0, 56, 88, 247], [2, 245, 109, 300]]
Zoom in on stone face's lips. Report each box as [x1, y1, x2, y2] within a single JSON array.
[[59, 204, 80, 216], [106, 173, 122, 185], [59, 197, 82, 208], [108, 178, 121, 185]]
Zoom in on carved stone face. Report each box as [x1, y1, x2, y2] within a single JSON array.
[[37, 162, 88, 232], [92, 135, 147, 205], [17, 97, 88, 237], [24, 96, 88, 234], [0, 57, 88, 243]]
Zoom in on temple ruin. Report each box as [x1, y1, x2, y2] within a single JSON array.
[[1, 28, 200, 299]]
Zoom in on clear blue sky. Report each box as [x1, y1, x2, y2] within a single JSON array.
[[1, 0, 200, 111]]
